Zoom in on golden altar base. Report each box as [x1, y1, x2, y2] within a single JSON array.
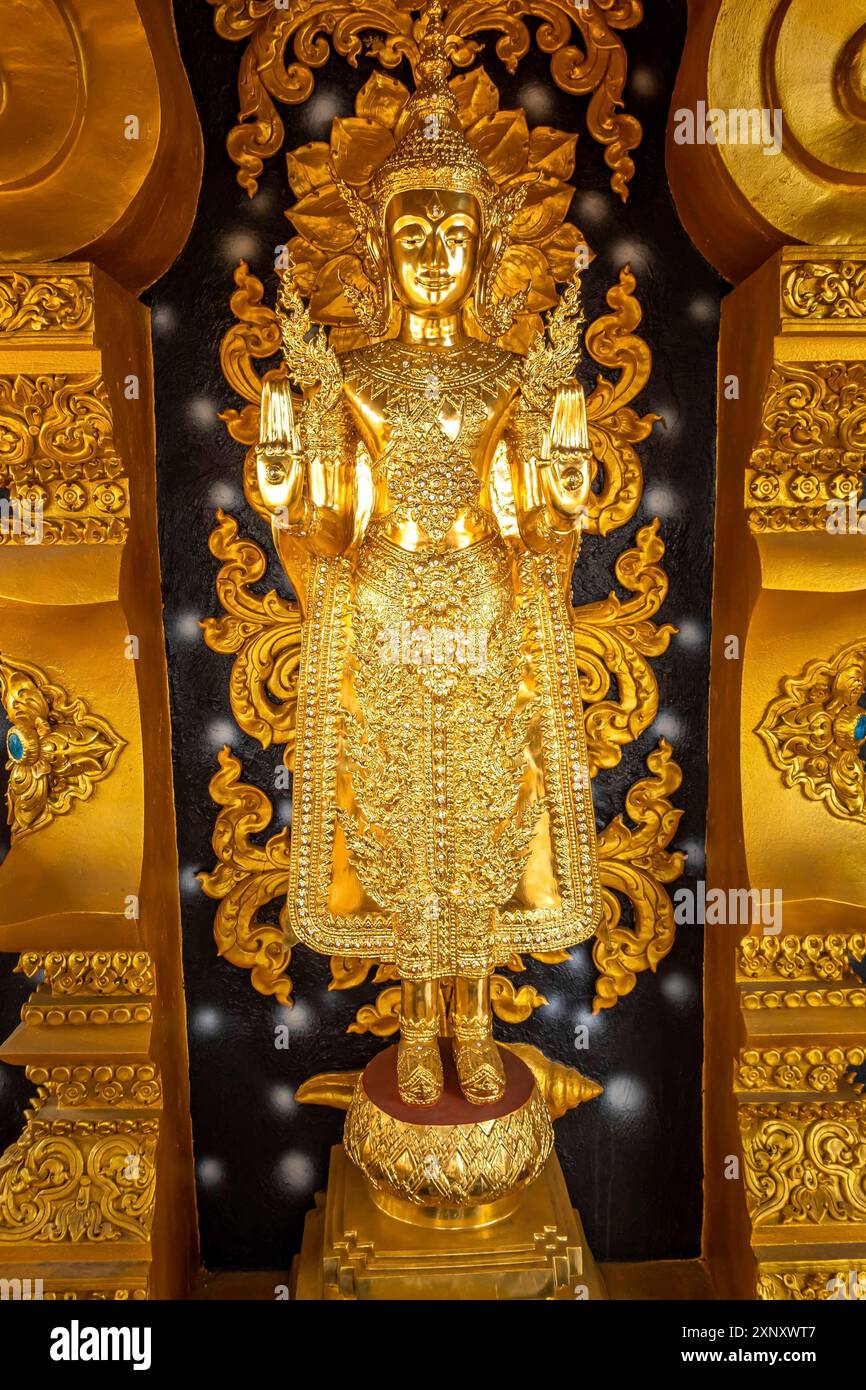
[[295, 1147, 605, 1301], [293, 1041, 605, 1299]]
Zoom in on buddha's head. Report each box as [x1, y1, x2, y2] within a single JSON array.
[[383, 187, 482, 319]]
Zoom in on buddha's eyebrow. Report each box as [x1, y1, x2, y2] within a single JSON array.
[[390, 215, 433, 233], [438, 213, 478, 231]]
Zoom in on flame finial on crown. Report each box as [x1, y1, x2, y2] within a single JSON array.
[[371, 0, 496, 218]]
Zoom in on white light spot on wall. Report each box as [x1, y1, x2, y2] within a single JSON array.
[[207, 718, 241, 749], [151, 304, 176, 337], [180, 865, 202, 896], [173, 611, 202, 642], [609, 238, 651, 271], [565, 948, 594, 978], [643, 484, 679, 517], [675, 619, 707, 650], [191, 1006, 223, 1038], [269, 1084, 297, 1116], [630, 66, 661, 99], [249, 187, 279, 218], [275, 1151, 316, 1194], [601, 1074, 651, 1115], [542, 991, 562, 1017], [274, 1001, 312, 1033], [576, 191, 608, 226], [187, 397, 220, 429], [304, 89, 341, 131], [659, 971, 694, 1005], [274, 799, 293, 827], [689, 295, 719, 325], [572, 1006, 601, 1031], [209, 481, 241, 510], [197, 1156, 227, 1188], [517, 82, 553, 118], [651, 710, 682, 741], [681, 838, 706, 872], [222, 230, 261, 263]]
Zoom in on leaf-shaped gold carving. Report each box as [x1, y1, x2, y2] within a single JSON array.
[[348, 985, 402, 1037], [491, 974, 548, 1024], [199, 748, 294, 1005], [201, 511, 301, 757], [218, 260, 284, 446], [573, 520, 677, 774], [584, 267, 657, 536], [592, 740, 685, 1012]]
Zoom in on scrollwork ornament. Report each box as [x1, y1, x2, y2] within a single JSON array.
[[0, 271, 93, 336], [740, 1102, 866, 1227], [756, 641, 866, 824], [199, 747, 295, 1005], [0, 1115, 157, 1244], [782, 259, 866, 320], [208, 0, 643, 203]]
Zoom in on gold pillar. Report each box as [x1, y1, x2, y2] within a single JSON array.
[[0, 2, 202, 1299], [668, 0, 866, 1301]]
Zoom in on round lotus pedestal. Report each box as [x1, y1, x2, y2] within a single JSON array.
[[343, 1040, 553, 1228]]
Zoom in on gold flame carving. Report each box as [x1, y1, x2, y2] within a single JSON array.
[[208, 0, 643, 203]]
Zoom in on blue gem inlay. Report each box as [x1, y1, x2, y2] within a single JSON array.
[[855, 713, 866, 743], [7, 730, 25, 761]]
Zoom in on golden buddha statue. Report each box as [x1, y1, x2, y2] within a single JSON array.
[[256, 0, 601, 1110]]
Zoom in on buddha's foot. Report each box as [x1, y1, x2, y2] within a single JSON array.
[[396, 1023, 443, 1107], [452, 1015, 507, 1105]]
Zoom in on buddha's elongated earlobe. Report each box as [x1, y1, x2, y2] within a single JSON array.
[[331, 169, 393, 338], [472, 186, 529, 338]]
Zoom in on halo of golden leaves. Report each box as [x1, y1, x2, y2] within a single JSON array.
[[285, 67, 589, 354]]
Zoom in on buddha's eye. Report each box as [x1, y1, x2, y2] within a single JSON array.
[[397, 226, 426, 248]]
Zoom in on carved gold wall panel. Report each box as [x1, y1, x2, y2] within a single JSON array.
[[0, 258, 198, 1298], [698, 234, 866, 1297], [669, 0, 866, 1302]]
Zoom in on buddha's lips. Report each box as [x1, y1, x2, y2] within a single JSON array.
[[417, 272, 454, 289]]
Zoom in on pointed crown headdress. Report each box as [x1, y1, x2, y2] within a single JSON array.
[[370, 0, 496, 219]]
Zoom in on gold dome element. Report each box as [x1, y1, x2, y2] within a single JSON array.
[[343, 1067, 553, 1224]]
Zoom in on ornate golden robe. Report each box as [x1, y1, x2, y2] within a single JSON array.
[[285, 341, 601, 978]]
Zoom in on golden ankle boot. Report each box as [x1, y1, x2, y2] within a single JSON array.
[[396, 1018, 444, 1106], [452, 1013, 506, 1105]]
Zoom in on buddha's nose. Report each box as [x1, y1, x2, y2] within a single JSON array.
[[426, 232, 448, 269]]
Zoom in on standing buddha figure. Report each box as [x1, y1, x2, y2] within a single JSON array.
[[257, 0, 601, 1108]]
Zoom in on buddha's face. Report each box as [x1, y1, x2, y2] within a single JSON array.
[[384, 188, 481, 317]]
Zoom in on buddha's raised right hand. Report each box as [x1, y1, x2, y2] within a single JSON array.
[[255, 377, 306, 520]]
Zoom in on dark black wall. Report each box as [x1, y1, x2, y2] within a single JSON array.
[[113, 0, 721, 1270]]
